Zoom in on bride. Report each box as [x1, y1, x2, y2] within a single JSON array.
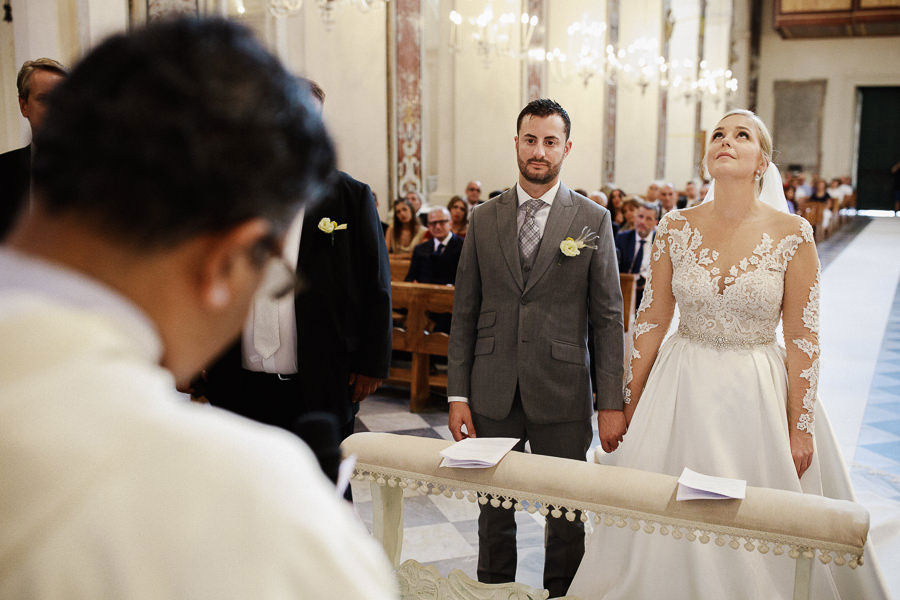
[[567, 110, 889, 599]]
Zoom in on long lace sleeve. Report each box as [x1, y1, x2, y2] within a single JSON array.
[[782, 219, 820, 435], [625, 215, 677, 407]]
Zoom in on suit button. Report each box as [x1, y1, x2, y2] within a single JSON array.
[[520, 298, 527, 305], [523, 265, 531, 273]]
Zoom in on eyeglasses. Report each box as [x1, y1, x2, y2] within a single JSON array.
[[467, 187, 480, 192], [249, 233, 305, 301], [428, 219, 450, 226]]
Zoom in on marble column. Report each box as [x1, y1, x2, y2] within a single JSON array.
[[391, 0, 423, 196], [146, 0, 198, 21], [655, 0, 673, 180], [524, 0, 545, 102], [602, 0, 619, 184], [692, 0, 707, 178]]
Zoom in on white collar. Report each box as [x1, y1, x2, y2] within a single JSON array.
[[515, 180, 561, 208], [0, 249, 163, 362]]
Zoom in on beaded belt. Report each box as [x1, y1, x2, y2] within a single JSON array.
[[676, 325, 774, 351]]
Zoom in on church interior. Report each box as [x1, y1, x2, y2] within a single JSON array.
[[2, 0, 899, 598]]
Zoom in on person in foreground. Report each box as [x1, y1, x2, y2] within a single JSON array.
[[567, 109, 888, 599], [448, 98, 626, 597], [0, 19, 395, 599]]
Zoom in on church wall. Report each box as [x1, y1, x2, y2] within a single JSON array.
[[542, 1, 607, 195], [664, 0, 703, 187], [613, 0, 663, 195], [757, 0, 900, 180], [279, 5, 391, 218]]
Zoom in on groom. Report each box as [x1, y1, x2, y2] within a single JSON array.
[[447, 98, 626, 596]]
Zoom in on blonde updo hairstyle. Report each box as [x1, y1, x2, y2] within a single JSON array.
[[702, 108, 773, 196]]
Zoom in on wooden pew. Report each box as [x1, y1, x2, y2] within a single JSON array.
[[389, 256, 411, 282], [798, 201, 824, 242], [388, 281, 454, 412]]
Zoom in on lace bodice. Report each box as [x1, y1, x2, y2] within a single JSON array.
[[626, 210, 821, 434]]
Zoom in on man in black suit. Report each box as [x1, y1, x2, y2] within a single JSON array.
[[0, 58, 67, 239], [405, 206, 463, 334], [614, 201, 658, 310], [202, 82, 392, 461], [405, 206, 463, 286]]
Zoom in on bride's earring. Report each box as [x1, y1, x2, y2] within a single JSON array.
[[754, 170, 761, 181]]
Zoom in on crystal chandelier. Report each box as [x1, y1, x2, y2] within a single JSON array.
[[448, 2, 539, 68], [269, 0, 390, 29]]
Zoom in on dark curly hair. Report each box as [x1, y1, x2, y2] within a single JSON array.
[[516, 98, 571, 141], [32, 18, 335, 248]]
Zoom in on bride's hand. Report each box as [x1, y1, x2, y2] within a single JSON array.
[[790, 431, 814, 479]]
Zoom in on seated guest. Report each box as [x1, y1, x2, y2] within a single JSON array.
[[385, 197, 424, 256], [464, 180, 483, 209], [406, 207, 462, 285], [784, 185, 798, 214], [615, 201, 657, 309], [406, 206, 463, 333], [645, 180, 660, 203], [373, 191, 389, 234], [608, 188, 625, 231], [619, 197, 641, 231], [809, 178, 833, 230], [0, 57, 67, 240], [0, 19, 394, 598], [684, 180, 700, 207], [406, 189, 430, 225], [448, 195, 469, 238], [588, 190, 608, 207], [658, 182, 677, 218]]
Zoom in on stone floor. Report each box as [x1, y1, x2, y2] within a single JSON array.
[[349, 214, 900, 596]]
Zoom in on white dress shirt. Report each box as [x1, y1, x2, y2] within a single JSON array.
[[449, 180, 561, 406], [0, 248, 396, 599], [634, 231, 653, 280], [241, 207, 305, 374], [515, 180, 560, 237]]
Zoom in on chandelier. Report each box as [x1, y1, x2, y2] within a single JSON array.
[[448, 3, 539, 68], [269, 0, 389, 29]]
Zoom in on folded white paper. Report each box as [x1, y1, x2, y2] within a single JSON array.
[[676, 467, 746, 501], [439, 437, 519, 469]]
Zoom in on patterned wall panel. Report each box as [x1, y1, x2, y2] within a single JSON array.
[[394, 0, 423, 194], [602, 0, 619, 184], [147, 0, 199, 21], [525, 0, 545, 102]]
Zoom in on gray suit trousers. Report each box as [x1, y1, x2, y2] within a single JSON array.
[[472, 390, 592, 598]]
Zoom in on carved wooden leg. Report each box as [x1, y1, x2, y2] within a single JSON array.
[[371, 481, 404, 568], [792, 552, 812, 600]]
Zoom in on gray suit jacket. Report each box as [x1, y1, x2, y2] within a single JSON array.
[[448, 184, 624, 425]]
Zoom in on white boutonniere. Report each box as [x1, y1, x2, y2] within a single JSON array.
[[318, 217, 348, 246], [558, 226, 599, 264]]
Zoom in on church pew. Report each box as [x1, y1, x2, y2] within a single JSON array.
[[390, 256, 412, 282]]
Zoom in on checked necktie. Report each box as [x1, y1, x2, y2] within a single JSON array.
[[518, 197, 545, 263]]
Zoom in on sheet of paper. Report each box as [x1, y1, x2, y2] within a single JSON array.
[[336, 454, 357, 499], [439, 437, 519, 468], [676, 467, 746, 501]]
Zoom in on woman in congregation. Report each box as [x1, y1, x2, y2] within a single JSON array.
[[568, 109, 888, 599], [447, 195, 469, 238], [608, 188, 626, 231], [618, 197, 640, 232], [384, 197, 425, 257]]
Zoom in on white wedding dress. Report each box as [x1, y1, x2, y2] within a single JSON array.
[[567, 209, 889, 599]]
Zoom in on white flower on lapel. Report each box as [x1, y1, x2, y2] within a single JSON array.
[[317, 218, 347, 246], [558, 226, 599, 262]]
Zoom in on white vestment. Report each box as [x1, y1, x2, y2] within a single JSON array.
[[0, 249, 396, 599]]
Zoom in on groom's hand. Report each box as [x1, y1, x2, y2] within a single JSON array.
[[597, 410, 626, 453], [449, 401, 477, 441]]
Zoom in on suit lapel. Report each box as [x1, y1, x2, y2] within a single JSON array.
[[523, 184, 577, 295], [496, 188, 525, 292]]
